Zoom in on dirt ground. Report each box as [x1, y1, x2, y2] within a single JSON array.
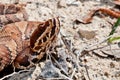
[[0, 0, 120, 80]]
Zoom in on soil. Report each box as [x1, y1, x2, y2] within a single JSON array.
[[0, 0, 120, 80]]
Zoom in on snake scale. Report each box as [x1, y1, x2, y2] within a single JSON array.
[[0, 3, 60, 71]]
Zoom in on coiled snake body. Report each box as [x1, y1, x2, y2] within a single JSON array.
[[0, 3, 60, 71]]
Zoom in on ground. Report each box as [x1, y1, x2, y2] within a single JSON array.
[[0, 0, 120, 80]]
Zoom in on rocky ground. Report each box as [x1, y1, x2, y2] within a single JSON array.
[[0, 0, 120, 80]]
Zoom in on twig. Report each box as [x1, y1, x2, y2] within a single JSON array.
[[60, 33, 81, 72], [27, 64, 41, 80], [0, 72, 16, 80], [50, 55, 73, 80], [60, 33, 86, 80], [50, 55, 69, 77], [85, 36, 112, 50], [0, 69, 32, 80], [70, 68, 76, 79], [84, 65, 91, 80], [40, 77, 71, 80]]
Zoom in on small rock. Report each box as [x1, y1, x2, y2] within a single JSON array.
[[78, 29, 96, 40]]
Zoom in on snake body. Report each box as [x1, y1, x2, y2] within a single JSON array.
[[0, 3, 60, 71]]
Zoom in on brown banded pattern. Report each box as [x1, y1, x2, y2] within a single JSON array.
[[0, 3, 28, 26], [0, 17, 60, 71]]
